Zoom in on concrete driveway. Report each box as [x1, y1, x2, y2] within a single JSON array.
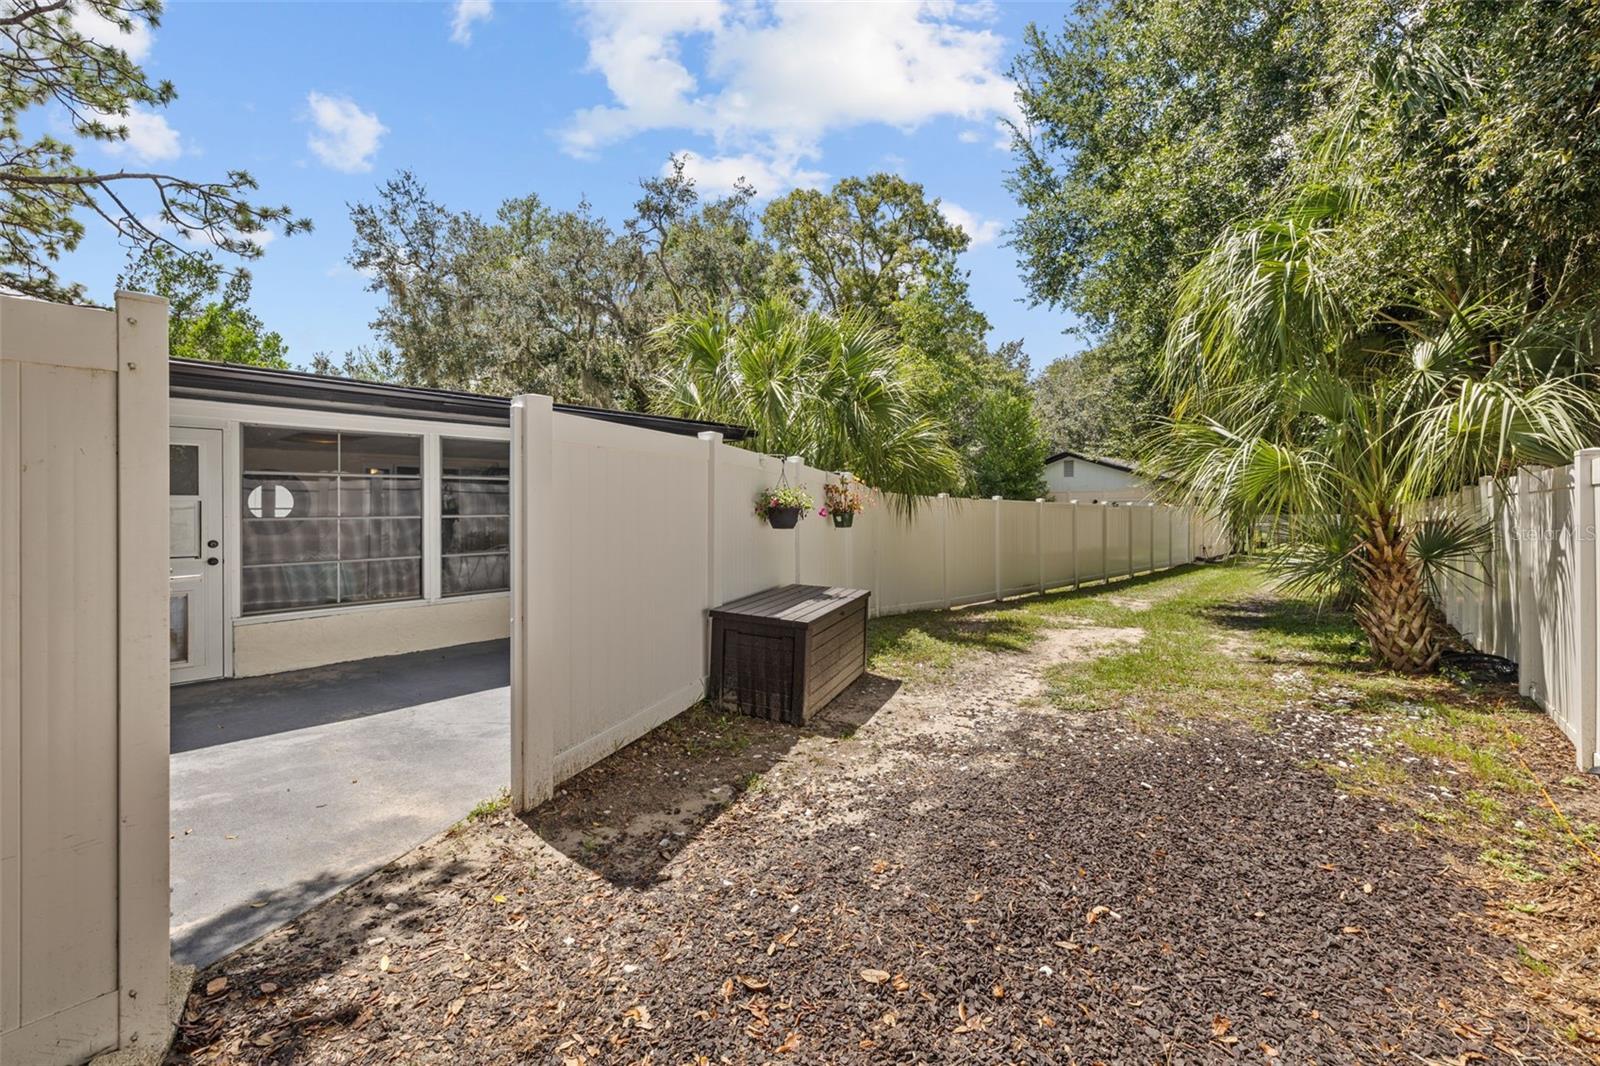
[[170, 639, 509, 966]]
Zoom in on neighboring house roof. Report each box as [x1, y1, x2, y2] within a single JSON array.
[[169, 358, 754, 441], [1044, 449, 1140, 475]]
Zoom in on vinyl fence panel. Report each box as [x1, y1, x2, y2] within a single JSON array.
[[510, 399, 1226, 807], [1418, 455, 1600, 770], [998, 499, 1039, 597], [0, 294, 171, 1065]]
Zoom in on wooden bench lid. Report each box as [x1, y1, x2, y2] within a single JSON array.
[[709, 584, 870, 628]]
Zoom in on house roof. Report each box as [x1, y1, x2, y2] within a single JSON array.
[[168, 358, 754, 441], [1045, 449, 1139, 474]]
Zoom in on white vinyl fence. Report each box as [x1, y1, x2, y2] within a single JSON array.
[[1427, 453, 1600, 771], [510, 393, 1230, 808], [0, 293, 172, 1063]]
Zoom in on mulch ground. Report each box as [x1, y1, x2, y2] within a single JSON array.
[[168, 611, 1594, 1063]]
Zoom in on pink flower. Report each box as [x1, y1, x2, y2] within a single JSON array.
[[819, 507, 829, 516]]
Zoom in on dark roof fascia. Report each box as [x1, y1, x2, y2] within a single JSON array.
[[168, 358, 752, 441], [1045, 448, 1139, 474]]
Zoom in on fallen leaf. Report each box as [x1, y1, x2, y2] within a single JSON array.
[[737, 975, 769, 992], [991, 984, 1005, 999], [258, 982, 278, 995], [447, 997, 465, 1019], [204, 977, 228, 997], [859, 969, 890, 985], [1212, 1015, 1232, 1038], [492, 894, 508, 904], [378, 955, 391, 973], [1086, 905, 1111, 926], [775, 1031, 801, 1054]]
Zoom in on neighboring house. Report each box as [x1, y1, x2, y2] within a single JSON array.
[[168, 358, 747, 684], [1042, 449, 1158, 504]]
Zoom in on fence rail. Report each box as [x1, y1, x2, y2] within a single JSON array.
[[510, 397, 1231, 809], [1427, 451, 1600, 770]]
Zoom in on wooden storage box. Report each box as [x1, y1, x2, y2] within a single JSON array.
[[709, 585, 870, 724]]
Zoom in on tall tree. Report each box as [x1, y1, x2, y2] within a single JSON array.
[[1007, 0, 1400, 437], [765, 174, 1048, 497], [652, 300, 962, 501], [117, 245, 288, 367], [345, 167, 775, 408], [1, 0, 306, 301], [1032, 350, 1127, 457], [1148, 3, 1600, 672]]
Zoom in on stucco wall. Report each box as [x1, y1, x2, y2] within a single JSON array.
[[232, 594, 510, 677]]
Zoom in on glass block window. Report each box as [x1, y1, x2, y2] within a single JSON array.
[[440, 437, 510, 596], [241, 426, 422, 614]]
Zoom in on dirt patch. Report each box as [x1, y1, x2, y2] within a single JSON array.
[[168, 613, 1591, 1063], [1033, 624, 1144, 665]]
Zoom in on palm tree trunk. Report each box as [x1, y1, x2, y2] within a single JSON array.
[[1353, 530, 1440, 674]]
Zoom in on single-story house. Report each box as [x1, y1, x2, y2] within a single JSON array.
[[1042, 449, 1159, 504], [168, 358, 747, 684]]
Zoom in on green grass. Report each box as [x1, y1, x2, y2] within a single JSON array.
[[865, 559, 1596, 877], [467, 790, 511, 821]]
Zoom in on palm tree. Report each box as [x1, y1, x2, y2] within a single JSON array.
[[1148, 179, 1600, 672], [651, 300, 962, 502]]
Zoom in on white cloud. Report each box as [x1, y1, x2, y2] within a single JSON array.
[[450, 0, 493, 45], [70, 2, 153, 61], [667, 149, 825, 198], [305, 92, 387, 173], [92, 106, 182, 162], [563, 1, 1019, 193], [939, 201, 1001, 246]]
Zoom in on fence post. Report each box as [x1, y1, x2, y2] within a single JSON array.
[[699, 431, 722, 640], [1069, 501, 1080, 589], [1126, 506, 1136, 580], [939, 493, 951, 608], [115, 292, 174, 1055], [1101, 503, 1110, 585], [785, 455, 803, 585], [1035, 498, 1046, 594], [992, 495, 1003, 603], [1574, 450, 1600, 770], [510, 394, 555, 812], [1516, 466, 1541, 701]]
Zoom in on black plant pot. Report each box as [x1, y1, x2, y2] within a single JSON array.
[[832, 511, 854, 528], [767, 506, 802, 529]]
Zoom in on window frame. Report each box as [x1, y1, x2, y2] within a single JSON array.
[[239, 425, 426, 615], [439, 435, 512, 598], [171, 399, 514, 636]]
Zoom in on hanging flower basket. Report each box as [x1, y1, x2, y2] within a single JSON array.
[[822, 481, 867, 529], [768, 505, 803, 529], [755, 485, 814, 529]]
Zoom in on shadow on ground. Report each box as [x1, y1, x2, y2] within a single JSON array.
[[171, 640, 509, 753], [520, 672, 901, 886]]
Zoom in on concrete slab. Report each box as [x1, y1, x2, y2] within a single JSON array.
[[169, 640, 509, 966]]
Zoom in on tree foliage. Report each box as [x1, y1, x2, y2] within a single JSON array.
[[338, 163, 775, 409], [1144, 0, 1600, 672], [0, 0, 306, 302], [652, 300, 962, 501], [346, 165, 1049, 497], [117, 245, 287, 367], [1008, 0, 1402, 436]]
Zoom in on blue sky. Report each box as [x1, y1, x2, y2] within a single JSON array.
[[60, 0, 1085, 375]]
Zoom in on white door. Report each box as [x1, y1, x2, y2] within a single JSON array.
[[170, 427, 225, 683]]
